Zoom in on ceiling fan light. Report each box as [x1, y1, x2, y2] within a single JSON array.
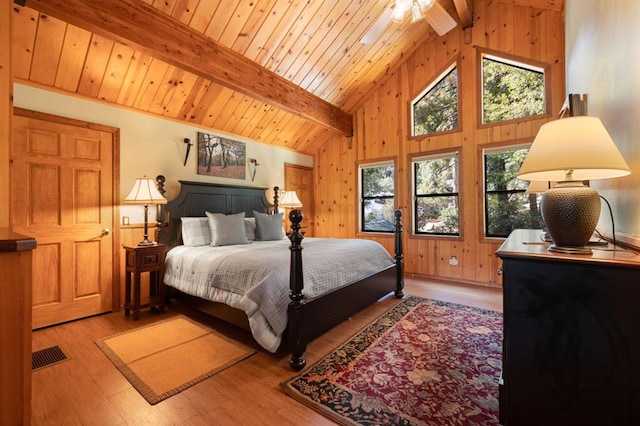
[[411, 3, 424, 23], [392, 2, 408, 23], [417, 0, 436, 12]]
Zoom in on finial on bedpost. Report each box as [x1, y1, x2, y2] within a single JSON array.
[[156, 175, 167, 232], [288, 209, 305, 303], [394, 209, 404, 298], [273, 186, 280, 214]]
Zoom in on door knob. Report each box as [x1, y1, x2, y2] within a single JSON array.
[[101, 228, 111, 236]]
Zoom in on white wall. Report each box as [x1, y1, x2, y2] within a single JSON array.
[[565, 0, 640, 244], [14, 84, 313, 223]]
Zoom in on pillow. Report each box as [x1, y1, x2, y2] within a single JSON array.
[[205, 211, 250, 246], [244, 217, 256, 240], [180, 217, 211, 246], [253, 211, 285, 241]]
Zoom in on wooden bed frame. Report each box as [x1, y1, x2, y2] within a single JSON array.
[[156, 178, 404, 370]]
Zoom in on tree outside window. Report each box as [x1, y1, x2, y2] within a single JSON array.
[[482, 55, 546, 124], [360, 162, 395, 232], [413, 153, 459, 236], [412, 64, 459, 137], [484, 147, 544, 237]]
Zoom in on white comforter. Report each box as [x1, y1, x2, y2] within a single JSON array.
[[163, 238, 395, 352]]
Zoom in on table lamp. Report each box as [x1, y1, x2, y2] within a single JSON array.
[[517, 116, 630, 254], [279, 190, 303, 209], [124, 177, 168, 246]]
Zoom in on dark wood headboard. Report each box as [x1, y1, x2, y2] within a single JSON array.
[[157, 180, 271, 248]]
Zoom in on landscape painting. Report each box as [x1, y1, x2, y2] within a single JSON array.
[[197, 132, 246, 180]]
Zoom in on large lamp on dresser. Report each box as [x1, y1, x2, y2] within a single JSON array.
[[517, 116, 630, 254]]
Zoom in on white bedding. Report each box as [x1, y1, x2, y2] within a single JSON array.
[[163, 237, 395, 352]]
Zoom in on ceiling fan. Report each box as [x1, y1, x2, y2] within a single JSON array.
[[361, 0, 457, 44]]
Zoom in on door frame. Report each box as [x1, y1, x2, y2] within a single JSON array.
[[13, 107, 122, 311]]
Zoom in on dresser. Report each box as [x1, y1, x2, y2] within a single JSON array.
[[496, 229, 640, 425]]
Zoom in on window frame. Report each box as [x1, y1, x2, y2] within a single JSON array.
[[482, 143, 545, 239], [357, 159, 396, 234], [477, 48, 552, 128], [410, 150, 461, 238], [409, 57, 462, 140]]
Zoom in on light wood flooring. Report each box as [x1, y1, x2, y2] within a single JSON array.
[[31, 277, 502, 425]]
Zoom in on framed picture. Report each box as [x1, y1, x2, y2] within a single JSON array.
[[197, 132, 246, 180]]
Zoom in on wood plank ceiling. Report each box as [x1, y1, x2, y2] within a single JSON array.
[[11, 0, 563, 155]]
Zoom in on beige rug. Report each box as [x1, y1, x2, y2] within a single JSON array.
[[96, 316, 256, 404]]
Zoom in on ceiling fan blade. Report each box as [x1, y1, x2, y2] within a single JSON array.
[[423, 1, 457, 36], [360, 5, 394, 44]]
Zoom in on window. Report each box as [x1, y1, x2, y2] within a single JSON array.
[[411, 63, 459, 137], [359, 161, 395, 233], [481, 53, 546, 124], [412, 152, 459, 236], [484, 146, 544, 237]]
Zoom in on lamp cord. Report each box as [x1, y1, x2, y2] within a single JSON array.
[[598, 195, 616, 247]]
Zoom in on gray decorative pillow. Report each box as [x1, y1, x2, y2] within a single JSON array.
[[205, 211, 250, 246], [244, 217, 256, 241], [253, 211, 285, 241], [180, 217, 211, 246]]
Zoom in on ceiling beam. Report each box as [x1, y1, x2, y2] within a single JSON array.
[[453, 0, 474, 29], [23, 0, 353, 136]]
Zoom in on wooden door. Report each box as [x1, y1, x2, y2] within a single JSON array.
[[11, 112, 116, 329], [284, 163, 314, 236]]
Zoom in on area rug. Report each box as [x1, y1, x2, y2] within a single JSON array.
[[281, 296, 502, 425], [96, 316, 256, 405]]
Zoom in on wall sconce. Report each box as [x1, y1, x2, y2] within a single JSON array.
[[183, 138, 193, 166], [249, 158, 260, 181]]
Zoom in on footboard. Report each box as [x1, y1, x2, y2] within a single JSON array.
[[286, 209, 404, 371]]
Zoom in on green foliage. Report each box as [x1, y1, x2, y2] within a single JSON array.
[[414, 156, 459, 235], [485, 149, 544, 237], [413, 68, 458, 136], [483, 58, 545, 124], [362, 164, 395, 231]]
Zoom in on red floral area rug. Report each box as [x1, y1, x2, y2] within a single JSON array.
[[281, 296, 502, 425]]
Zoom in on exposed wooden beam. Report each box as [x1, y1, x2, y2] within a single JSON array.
[[453, 0, 474, 29], [24, 0, 353, 136]]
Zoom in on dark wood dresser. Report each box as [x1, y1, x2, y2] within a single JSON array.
[[496, 229, 640, 425]]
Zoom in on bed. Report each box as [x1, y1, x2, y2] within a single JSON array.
[[156, 178, 404, 370]]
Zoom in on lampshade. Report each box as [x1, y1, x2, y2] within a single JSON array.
[[124, 177, 167, 246], [279, 190, 302, 208], [517, 116, 631, 181], [517, 117, 630, 254], [124, 177, 168, 205]]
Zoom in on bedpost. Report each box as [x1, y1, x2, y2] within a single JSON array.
[[156, 175, 166, 232], [273, 186, 280, 214], [394, 209, 404, 298], [287, 209, 306, 371]]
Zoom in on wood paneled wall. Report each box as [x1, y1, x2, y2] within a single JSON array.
[[313, 0, 565, 287]]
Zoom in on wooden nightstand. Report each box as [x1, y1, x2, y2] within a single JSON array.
[[124, 244, 166, 320]]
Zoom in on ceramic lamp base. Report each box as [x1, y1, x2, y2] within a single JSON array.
[[541, 182, 600, 255]]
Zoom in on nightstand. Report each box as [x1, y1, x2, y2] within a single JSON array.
[[124, 244, 166, 320]]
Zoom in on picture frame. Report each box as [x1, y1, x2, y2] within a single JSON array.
[[197, 132, 246, 180]]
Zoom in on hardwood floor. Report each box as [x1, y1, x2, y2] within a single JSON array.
[[31, 277, 502, 425]]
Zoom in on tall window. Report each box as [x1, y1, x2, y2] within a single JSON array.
[[481, 53, 546, 124], [359, 161, 395, 233], [411, 63, 459, 137], [484, 146, 544, 237], [412, 152, 459, 236]]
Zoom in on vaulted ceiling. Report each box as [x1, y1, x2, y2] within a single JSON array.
[[11, 0, 564, 155]]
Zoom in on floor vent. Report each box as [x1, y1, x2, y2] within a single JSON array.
[[32, 345, 67, 370]]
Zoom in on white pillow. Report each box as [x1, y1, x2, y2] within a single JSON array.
[[180, 217, 211, 246], [253, 211, 286, 241], [205, 211, 250, 246]]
